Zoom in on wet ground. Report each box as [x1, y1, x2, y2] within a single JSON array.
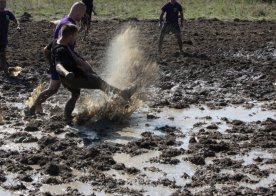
[[0, 18, 275, 195]]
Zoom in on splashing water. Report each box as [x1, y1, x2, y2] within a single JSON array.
[[76, 26, 158, 123], [104, 26, 158, 89], [25, 83, 45, 109], [8, 66, 22, 77], [0, 114, 4, 125]]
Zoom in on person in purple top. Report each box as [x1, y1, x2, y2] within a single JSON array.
[[158, 0, 184, 55], [28, 2, 86, 115], [0, 0, 20, 76]]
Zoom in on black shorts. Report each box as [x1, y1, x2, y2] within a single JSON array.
[[0, 45, 6, 53], [161, 23, 181, 34]]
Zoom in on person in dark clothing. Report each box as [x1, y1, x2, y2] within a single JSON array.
[[28, 1, 86, 115], [81, 0, 97, 39], [51, 24, 135, 123], [0, 0, 20, 76], [158, 0, 184, 54]]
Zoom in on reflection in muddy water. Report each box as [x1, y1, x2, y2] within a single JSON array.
[[234, 150, 274, 166], [76, 103, 275, 146], [0, 102, 275, 195], [0, 189, 11, 196], [40, 182, 98, 196], [111, 151, 196, 194], [241, 174, 276, 190], [0, 142, 39, 152]]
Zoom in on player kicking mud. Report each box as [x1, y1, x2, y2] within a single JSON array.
[[28, 2, 86, 115], [48, 24, 136, 124]]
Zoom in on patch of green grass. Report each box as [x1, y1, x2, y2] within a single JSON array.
[[6, 0, 276, 21]]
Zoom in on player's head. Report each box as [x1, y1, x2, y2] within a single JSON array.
[[0, 0, 7, 10], [61, 24, 79, 45], [69, 1, 86, 22], [170, 0, 177, 4]]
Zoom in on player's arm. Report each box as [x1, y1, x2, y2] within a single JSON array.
[[14, 19, 20, 30], [68, 47, 95, 74], [159, 10, 165, 26], [44, 46, 52, 65], [49, 20, 60, 29], [55, 48, 73, 78], [44, 41, 54, 65], [9, 12, 20, 31], [92, 9, 97, 15], [56, 63, 74, 79], [179, 6, 184, 27]]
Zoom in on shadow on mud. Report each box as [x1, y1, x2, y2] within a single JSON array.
[[72, 120, 135, 146], [173, 52, 209, 60]]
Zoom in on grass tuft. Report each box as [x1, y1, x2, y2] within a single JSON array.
[[6, 0, 276, 21]]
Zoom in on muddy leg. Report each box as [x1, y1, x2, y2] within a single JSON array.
[[64, 88, 80, 120], [81, 74, 135, 99], [29, 79, 61, 114], [64, 74, 134, 99], [158, 29, 166, 54], [175, 33, 183, 52], [0, 49, 9, 75]]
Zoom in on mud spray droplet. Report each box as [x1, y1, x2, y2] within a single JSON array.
[[76, 26, 159, 124], [25, 83, 46, 108], [0, 114, 4, 125], [8, 66, 23, 77]]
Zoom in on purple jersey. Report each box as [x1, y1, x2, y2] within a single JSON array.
[[162, 2, 183, 24], [54, 16, 76, 39], [0, 10, 16, 46]]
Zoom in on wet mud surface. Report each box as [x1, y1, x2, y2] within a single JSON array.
[[0, 19, 276, 195]]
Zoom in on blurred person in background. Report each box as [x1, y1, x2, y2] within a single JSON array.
[[158, 0, 184, 55], [0, 0, 20, 76], [81, 0, 97, 39]]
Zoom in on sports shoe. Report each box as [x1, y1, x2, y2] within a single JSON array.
[[24, 106, 35, 116]]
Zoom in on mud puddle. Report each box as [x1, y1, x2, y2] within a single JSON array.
[[40, 182, 99, 196], [0, 102, 275, 195], [75, 102, 275, 145]]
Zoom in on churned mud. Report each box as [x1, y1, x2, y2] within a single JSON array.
[[0, 17, 275, 195]]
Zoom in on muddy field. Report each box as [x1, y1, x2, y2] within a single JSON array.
[[0, 18, 276, 195]]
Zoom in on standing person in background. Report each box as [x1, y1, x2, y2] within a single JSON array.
[[28, 1, 86, 115], [81, 0, 97, 39], [0, 0, 20, 76], [158, 0, 184, 55]]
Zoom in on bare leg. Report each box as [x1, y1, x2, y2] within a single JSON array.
[[175, 33, 183, 52], [60, 73, 136, 119], [84, 22, 89, 39], [61, 74, 119, 94], [61, 73, 135, 100], [0, 50, 9, 75], [64, 88, 80, 120], [158, 30, 166, 54], [29, 79, 61, 114]]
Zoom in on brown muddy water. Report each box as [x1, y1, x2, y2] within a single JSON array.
[[0, 19, 276, 195], [0, 101, 275, 195]]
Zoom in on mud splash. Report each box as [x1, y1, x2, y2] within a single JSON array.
[[76, 92, 141, 123], [77, 26, 158, 123], [25, 83, 45, 109], [104, 26, 158, 89]]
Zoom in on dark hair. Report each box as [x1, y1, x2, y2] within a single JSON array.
[[61, 24, 78, 37]]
